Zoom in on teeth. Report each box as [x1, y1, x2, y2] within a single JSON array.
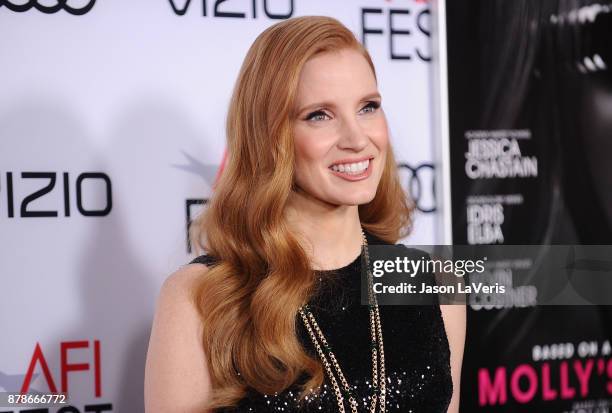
[[330, 159, 370, 175]]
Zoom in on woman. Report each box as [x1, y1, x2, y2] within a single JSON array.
[[145, 16, 465, 413]]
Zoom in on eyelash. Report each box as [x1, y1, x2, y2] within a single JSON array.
[[304, 101, 381, 121], [305, 110, 329, 122], [361, 101, 381, 113]]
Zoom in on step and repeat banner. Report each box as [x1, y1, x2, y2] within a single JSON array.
[[0, 1, 435, 411], [444, 0, 612, 412]]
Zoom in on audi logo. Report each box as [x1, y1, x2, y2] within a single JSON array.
[[397, 163, 436, 213], [0, 0, 96, 15]]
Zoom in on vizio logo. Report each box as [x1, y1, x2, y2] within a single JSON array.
[[168, 0, 294, 19], [0, 171, 112, 218]]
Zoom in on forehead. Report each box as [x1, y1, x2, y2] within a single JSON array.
[[295, 48, 377, 104]]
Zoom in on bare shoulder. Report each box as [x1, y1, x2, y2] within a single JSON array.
[[439, 303, 466, 358], [144, 263, 213, 413], [439, 304, 466, 328], [439, 304, 466, 413], [162, 262, 209, 296]]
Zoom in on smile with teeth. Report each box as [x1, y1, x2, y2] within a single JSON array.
[[329, 159, 370, 175]]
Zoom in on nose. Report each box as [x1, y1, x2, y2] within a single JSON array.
[[336, 114, 369, 152]]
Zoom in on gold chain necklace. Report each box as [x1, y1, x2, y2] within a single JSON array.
[[298, 228, 386, 413]]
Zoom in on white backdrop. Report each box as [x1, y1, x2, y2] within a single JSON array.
[[0, 1, 439, 411]]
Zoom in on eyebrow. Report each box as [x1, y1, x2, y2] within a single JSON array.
[[296, 92, 382, 116]]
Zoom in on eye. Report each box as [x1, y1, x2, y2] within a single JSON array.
[[305, 110, 331, 122], [360, 101, 381, 114]]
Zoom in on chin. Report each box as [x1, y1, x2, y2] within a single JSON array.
[[330, 191, 377, 206]]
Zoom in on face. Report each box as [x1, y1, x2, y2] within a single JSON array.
[[292, 48, 389, 207]]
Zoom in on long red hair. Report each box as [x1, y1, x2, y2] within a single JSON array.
[[190, 15, 413, 410]]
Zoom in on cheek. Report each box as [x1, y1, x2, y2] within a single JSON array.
[[375, 130, 389, 153], [293, 127, 334, 170], [366, 117, 390, 154]]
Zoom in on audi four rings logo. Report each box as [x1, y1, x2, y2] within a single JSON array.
[[0, 0, 96, 15], [398, 163, 436, 213]]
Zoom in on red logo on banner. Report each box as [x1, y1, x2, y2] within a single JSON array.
[[20, 340, 102, 397]]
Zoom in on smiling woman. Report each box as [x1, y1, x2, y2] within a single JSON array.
[[144, 15, 464, 413]]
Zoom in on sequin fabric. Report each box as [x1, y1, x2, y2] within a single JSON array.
[[189, 232, 453, 412]]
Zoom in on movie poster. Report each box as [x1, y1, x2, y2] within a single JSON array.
[[444, 1, 612, 411]]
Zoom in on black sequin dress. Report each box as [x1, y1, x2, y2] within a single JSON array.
[[189, 231, 453, 412]]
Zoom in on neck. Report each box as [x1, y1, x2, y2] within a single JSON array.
[[285, 189, 364, 271]]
